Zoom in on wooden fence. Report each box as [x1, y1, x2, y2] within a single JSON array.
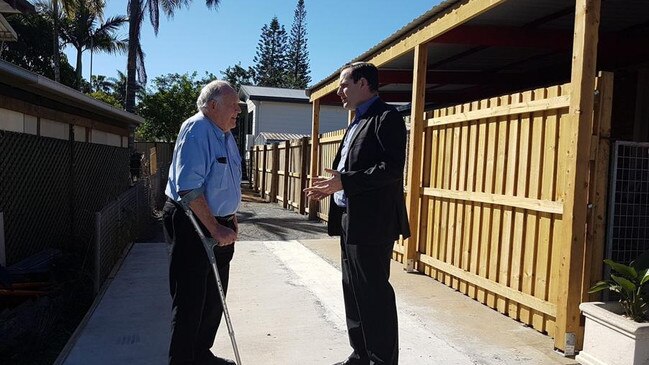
[[248, 75, 612, 337], [411, 83, 572, 336], [250, 137, 313, 215]]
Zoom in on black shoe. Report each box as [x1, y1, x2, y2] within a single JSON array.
[[333, 358, 368, 365], [213, 356, 236, 365], [198, 353, 236, 365]]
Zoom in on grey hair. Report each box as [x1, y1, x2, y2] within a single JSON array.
[[196, 80, 234, 114]]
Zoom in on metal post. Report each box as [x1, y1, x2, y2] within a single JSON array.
[[94, 212, 101, 294], [0, 212, 6, 267]]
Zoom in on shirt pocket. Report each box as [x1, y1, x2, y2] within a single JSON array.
[[207, 157, 228, 191]]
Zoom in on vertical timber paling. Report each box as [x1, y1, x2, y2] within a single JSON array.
[[586, 72, 613, 302], [555, 0, 601, 354], [404, 42, 428, 272]]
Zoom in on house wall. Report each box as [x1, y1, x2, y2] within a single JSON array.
[[247, 100, 347, 136], [0, 104, 128, 147]]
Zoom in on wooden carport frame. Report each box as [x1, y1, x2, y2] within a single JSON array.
[[307, 0, 603, 353]]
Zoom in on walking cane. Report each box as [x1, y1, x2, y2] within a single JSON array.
[[179, 191, 242, 365]]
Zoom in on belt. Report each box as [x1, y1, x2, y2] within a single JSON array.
[[217, 214, 235, 222], [167, 198, 235, 221]]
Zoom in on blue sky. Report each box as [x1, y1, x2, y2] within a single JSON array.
[[65, 0, 440, 88]]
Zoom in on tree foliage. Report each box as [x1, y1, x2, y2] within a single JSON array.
[[136, 72, 215, 142], [221, 62, 255, 91], [42, 0, 104, 82], [88, 90, 122, 107], [253, 16, 289, 87], [286, 0, 310, 88], [86, 71, 143, 108], [58, 0, 128, 89], [125, 0, 221, 113], [1, 12, 77, 87]]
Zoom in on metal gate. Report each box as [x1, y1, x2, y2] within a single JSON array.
[[606, 141, 649, 265]]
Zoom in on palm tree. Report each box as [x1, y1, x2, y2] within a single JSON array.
[[38, 0, 104, 82], [111, 70, 143, 107], [59, 0, 128, 89], [124, 0, 221, 113]]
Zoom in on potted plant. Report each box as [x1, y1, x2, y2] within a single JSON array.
[[576, 257, 649, 365]]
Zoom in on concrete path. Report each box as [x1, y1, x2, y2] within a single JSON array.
[[57, 239, 577, 365]]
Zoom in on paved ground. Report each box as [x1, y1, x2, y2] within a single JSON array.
[[236, 193, 329, 242], [138, 189, 329, 243], [57, 197, 578, 365]]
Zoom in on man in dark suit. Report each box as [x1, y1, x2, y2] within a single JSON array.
[[305, 62, 410, 365]]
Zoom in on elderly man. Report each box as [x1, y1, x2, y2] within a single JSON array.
[[305, 62, 410, 365], [162, 80, 242, 365]]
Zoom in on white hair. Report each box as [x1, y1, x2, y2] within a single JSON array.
[[196, 80, 234, 114]]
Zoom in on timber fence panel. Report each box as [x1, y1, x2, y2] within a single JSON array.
[[316, 129, 345, 222], [415, 83, 571, 334], [285, 138, 306, 213]]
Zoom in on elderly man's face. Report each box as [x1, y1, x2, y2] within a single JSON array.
[[209, 87, 241, 132]]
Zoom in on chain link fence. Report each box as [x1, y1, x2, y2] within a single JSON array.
[[93, 178, 156, 293]]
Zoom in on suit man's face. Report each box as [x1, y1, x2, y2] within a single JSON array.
[[337, 68, 367, 111]]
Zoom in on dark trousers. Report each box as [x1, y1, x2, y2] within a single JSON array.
[[163, 200, 235, 365], [340, 213, 399, 365]]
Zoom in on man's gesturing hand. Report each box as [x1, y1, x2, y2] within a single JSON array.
[[303, 168, 343, 201]]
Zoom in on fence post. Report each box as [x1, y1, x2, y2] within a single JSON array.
[[248, 147, 254, 190], [94, 212, 101, 294], [299, 137, 309, 215], [0, 211, 5, 266], [270, 143, 279, 203], [282, 140, 290, 209], [308, 100, 321, 220], [254, 146, 260, 192], [261, 145, 267, 199], [404, 42, 428, 272]]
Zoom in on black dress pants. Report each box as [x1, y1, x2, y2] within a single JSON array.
[[163, 200, 235, 365], [340, 212, 399, 365]]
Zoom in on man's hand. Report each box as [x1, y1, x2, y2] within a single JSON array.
[[211, 224, 237, 246], [303, 168, 343, 201]]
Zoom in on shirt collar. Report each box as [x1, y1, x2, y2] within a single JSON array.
[[354, 95, 380, 121], [200, 111, 226, 139]]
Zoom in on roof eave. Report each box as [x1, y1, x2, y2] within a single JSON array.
[[306, 0, 461, 97], [0, 60, 143, 125]]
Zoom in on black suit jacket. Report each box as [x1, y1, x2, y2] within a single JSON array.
[[327, 98, 411, 244]]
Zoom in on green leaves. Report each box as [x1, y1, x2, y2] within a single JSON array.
[[136, 72, 216, 142], [611, 275, 636, 293], [604, 259, 637, 278], [591, 255, 649, 322], [588, 280, 612, 293]]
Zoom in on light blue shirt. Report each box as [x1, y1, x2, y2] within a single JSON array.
[[165, 112, 242, 216], [334, 95, 380, 207]]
